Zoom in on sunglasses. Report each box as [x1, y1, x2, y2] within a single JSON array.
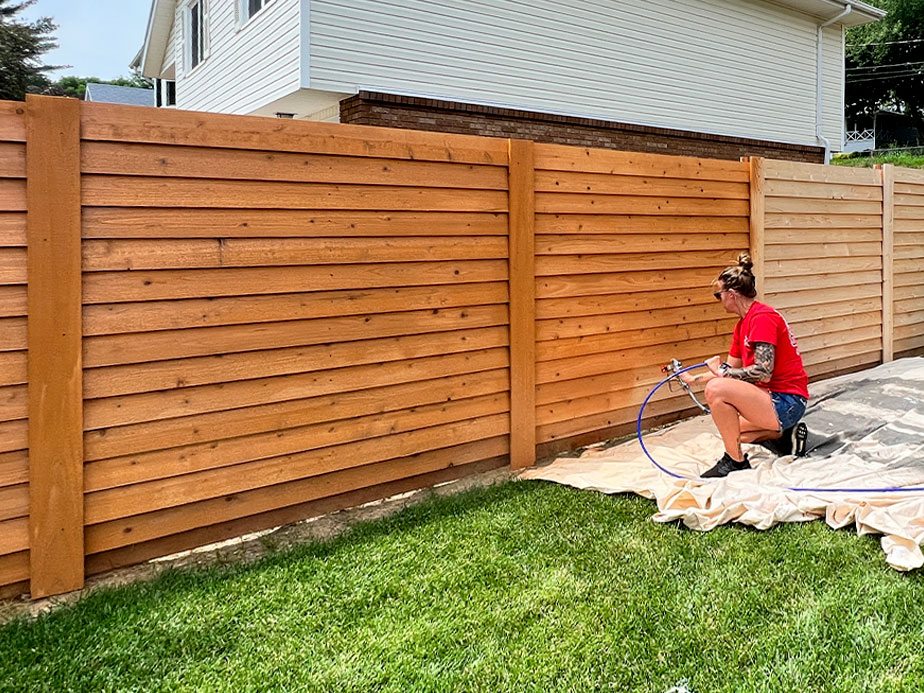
[[713, 289, 730, 300]]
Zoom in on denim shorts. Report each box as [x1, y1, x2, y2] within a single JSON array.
[[770, 391, 807, 431]]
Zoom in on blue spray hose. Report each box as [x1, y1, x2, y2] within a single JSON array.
[[637, 362, 924, 493]]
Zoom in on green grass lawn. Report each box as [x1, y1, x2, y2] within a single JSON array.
[[1, 480, 923, 692], [831, 152, 924, 169]]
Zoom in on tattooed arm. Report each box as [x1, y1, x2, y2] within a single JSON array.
[[722, 342, 775, 383]]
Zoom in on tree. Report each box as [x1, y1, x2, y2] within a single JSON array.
[[0, 0, 58, 100], [846, 0, 924, 143], [49, 74, 154, 100]]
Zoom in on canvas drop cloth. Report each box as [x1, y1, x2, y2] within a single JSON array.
[[521, 357, 924, 570]]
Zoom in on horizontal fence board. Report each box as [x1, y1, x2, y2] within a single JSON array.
[[0, 450, 26, 487], [534, 143, 749, 182], [85, 437, 509, 555], [0, 483, 26, 522], [896, 296, 924, 315], [0, 351, 25, 387], [895, 259, 924, 275], [764, 256, 882, 278], [895, 245, 924, 260], [895, 194, 924, 208], [537, 319, 734, 363], [0, 420, 26, 454], [0, 248, 25, 284], [894, 182, 924, 196], [534, 171, 749, 198], [80, 102, 509, 165], [895, 206, 924, 221], [781, 297, 881, 324], [766, 283, 882, 309], [85, 414, 510, 524], [895, 219, 924, 233], [535, 249, 736, 276], [0, 550, 27, 591], [765, 228, 883, 244], [765, 198, 881, 215], [85, 368, 509, 461], [764, 213, 882, 229], [799, 326, 881, 354], [536, 335, 729, 386], [536, 233, 749, 255], [0, 385, 26, 422], [82, 237, 508, 271], [895, 271, 924, 289], [895, 334, 924, 353], [0, 179, 25, 211], [537, 391, 695, 443], [0, 317, 25, 350], [895, 232, 924, 247], [0, 517, 27, 555], [764, 242, 881, 260], [83, 261, 508, 303], [790, 310, 881, 338], [535, 193, 749, 216], [537, 303, 730, 340], [81, 142, 509, 189], [801, 337, 882, 367], [895, 169, 924, 185], [84, 305, 509, 367], [0, 143, 24, 178], [539, 381, 694, 427], [0, 103, 25, 142], [895, 284, 924, 301], [763, 160, 880, 185], [82, 177, 508, 212], [82, 208, 508, 239], [538, 267, 725, 300], [0, 286, 25, 317], [84, 282, 509, 335], [765, 180, 882, 201], [535, 214, 748, 234], [84, 348, 510, 430], [537, 287, 715, 320], [0, 213, 25, 247], [85, 327, 509, 398], [764, 270, 881, 294], [895, 322, 924, 340], [805, 351, 881, 379], [86, 392, 510, 492]]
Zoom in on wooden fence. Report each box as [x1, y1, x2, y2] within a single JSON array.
[[1, 96, 922, 600]]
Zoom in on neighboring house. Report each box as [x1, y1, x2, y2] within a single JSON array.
[[846, 109, 922, 152], [84, 83, 156, 107], [135, 0, 884, 162]]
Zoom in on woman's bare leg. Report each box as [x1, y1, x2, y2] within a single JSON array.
[[704, 378, 779, 460]]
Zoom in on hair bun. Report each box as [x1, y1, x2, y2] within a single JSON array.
[[737, 252, 753, 272]]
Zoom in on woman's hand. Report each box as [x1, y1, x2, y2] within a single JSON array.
[[705, 355, 723, 376]]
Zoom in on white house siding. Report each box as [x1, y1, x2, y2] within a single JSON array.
[[161, 22, 177, 73], [174, 0, 301, 114], [309, 0, 846, 148]]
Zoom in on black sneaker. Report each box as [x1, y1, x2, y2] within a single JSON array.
[[765, 426, 795, 457], [701, 452, 750, 478], [793, 422, 808, 457]]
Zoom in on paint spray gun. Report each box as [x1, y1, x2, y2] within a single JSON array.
[[660, 359, 710, 414]]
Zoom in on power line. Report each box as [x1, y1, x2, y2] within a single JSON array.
[[846, 71, 924, 83], [847, 61, 924, 72], [847, 38, 924, 47]]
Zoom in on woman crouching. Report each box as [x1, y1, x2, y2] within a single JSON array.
[[680, 253, 809, 478]]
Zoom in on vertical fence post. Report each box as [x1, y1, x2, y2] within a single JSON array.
[[25, 95, 84, 597], [880, 163, 894, 363], [746, 156, 766, 300], [507, 139, 536, 470]]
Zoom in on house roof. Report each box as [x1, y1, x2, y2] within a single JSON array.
[[765, 0, 886, 27], [138, 0, 177, 79], [85, 83, 157, 107]]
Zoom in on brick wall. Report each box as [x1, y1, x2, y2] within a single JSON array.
[[340, 91, 824, 163]]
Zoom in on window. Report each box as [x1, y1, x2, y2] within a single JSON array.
[[188, 0, 206, 71], [240, 0, 271, 23], [156, 79, 177, 107]]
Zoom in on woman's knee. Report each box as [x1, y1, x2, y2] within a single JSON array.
[[704, 378, 726, 404]]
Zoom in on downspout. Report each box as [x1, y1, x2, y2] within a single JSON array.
[[817, 4, 851, 163]]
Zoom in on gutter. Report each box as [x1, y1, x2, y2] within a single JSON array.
[[816, 3, 852, 163]]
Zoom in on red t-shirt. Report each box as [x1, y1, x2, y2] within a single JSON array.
[[728, 302, 809, 399]]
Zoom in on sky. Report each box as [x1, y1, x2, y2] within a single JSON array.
[[21, 0, 153, 81]]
